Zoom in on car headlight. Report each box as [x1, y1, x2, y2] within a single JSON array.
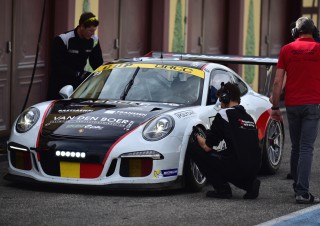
[[16, 107, 40, 133], [143, 115, 174, 141]]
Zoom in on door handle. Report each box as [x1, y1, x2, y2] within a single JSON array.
[[114, 38, 119, 49], [6, 41, 12, 53]]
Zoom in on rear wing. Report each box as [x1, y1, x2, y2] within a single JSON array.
[[146, 51, 278, 95]]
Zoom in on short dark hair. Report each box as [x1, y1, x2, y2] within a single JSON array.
[[217, 82, 241, 104], [79, 12, 99, 28], [295, 17, 315, 35]]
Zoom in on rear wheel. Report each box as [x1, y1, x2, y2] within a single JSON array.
[[261, 120, 284, 174], [183, 127, 207, 192]]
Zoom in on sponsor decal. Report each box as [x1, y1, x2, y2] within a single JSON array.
[[238, 119, 256, 128], [58, 109, 93, 113], [105, 100, 151, 106], [46, 115, 135, 128], [162, 103, 180, 107], [69, 117, 135, 128], [104, 110, 147, 118], [174, 110, 195, 119], [65, 124, 104, 130], [95, 63, 204, 78], [153, 168, 178, 178], [124, 120, 135, 131], [70, 104, 90, 107], [44, 115, 75, 126]]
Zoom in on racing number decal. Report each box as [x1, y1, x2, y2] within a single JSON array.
[[95, 63, 204, 78]]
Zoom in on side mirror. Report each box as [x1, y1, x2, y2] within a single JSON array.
[[59, 85, 73, 99]]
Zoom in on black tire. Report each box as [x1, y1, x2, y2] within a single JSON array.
[[183, 127, 207, 192], [261, 119, 284, 174]]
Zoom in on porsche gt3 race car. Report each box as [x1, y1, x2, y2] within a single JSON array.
[[5, 52, 283, 191]]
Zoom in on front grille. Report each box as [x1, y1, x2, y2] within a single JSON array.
[[37, 135, 115, 179]]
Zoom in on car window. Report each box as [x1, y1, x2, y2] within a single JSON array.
[[207, 69, 234, 105], [207, 69, 248, 105], [233, 74, 248, 96], [209, 69, 234, 90]]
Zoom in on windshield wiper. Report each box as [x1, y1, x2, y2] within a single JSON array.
[[120, 67, 140, 100]]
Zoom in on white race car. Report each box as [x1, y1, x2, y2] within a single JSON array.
[[5, 52, 283, 191]]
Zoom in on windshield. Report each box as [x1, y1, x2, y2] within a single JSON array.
[[71, 63, 204, 104]]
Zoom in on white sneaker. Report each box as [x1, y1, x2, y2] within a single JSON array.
[[296, 193, 320, 204]]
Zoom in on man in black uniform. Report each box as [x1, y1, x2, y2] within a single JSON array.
[[192, 82, 261, 199], [48, 12, 103, 100]]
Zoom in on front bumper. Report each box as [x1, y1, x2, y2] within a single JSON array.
[[4, 173, 183, 191], [6, 135, 183, 189]]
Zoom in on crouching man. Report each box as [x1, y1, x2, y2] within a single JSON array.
[[191, 82, 261, 199]]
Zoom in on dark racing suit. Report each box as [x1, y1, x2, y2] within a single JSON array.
[[191, 105, 261, 191], [48, 27, 103, 100]]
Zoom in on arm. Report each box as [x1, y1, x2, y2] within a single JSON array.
[[89, 40, 103, 70], [271, 68, 285, 121], [51, 37, 79, 77], [195, 113, 225, 152]]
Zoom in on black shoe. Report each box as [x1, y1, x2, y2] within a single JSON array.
[[243, 179, 260, 199], [206, 190, 232, 199], [296, 193, 320, 204]]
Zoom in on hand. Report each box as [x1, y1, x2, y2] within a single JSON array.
[[269, 95, 273, 104], [196, 135, 212, 152], [271, 109, 281, 121]]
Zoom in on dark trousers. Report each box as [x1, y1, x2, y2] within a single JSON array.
[[286, 104, 320, 195], [190, 142, 256, 191]]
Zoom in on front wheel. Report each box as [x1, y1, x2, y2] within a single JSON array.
[[261, 119, 284, 174], [183, 127, 207, 192]]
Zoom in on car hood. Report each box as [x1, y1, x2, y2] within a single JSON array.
[[41, 99, 180, 139]]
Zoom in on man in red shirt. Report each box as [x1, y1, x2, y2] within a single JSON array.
[[271, 17, 320, 204]]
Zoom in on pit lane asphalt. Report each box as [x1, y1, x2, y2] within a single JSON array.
[[1, 111, 320, 226]]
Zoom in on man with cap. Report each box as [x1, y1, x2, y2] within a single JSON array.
[[271, 17, 320, 204], [48, 12, 103, 99]]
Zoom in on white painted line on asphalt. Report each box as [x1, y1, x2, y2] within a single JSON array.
[[256, 204, 320, 226]]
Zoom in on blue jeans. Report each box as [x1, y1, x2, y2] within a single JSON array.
[[286, 104, 320, 196]]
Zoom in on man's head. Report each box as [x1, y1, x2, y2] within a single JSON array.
[[291, 17, 315, 39], [78, 12, 99, 39], [217, 82, 240, 107]]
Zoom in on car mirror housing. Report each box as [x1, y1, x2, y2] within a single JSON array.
[[59, 85, 73, 99]]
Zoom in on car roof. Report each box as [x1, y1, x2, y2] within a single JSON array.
[[146, 51, 278, 66], [109, 57, 208, 70]]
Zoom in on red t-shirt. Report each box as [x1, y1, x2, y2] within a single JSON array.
[[277, 38, 320, 106]]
